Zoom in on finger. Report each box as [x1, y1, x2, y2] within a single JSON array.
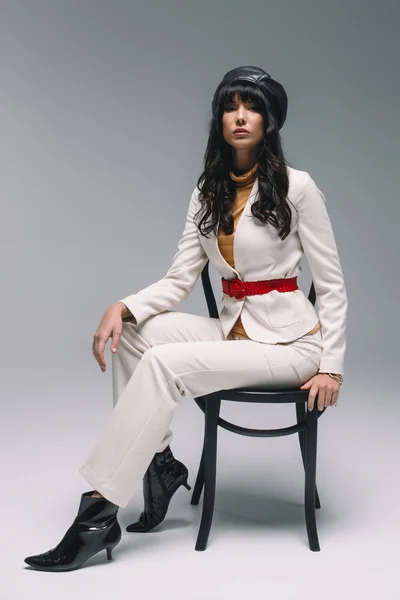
[[322, 390, 331, 410], [330, 390, 339, 407], [93, 334, 107, 370], [93, 350, 105, 370], [92, 335, 99, 362], [320, 386, 332, 411], [317, 388, 325, 411], [327, 389, 335, 408], [308, 389, 316, 411], [111, 329, 121, 353]]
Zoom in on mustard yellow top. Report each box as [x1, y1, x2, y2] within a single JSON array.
[[217, 163, 320, 339]]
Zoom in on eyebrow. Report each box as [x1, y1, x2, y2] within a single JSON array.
[[226, 99, 256, 104]]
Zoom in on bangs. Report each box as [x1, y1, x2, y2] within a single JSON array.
[[218, 80, 265, 110]]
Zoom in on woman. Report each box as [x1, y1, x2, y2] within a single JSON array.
[[24, 65, 347, 571]]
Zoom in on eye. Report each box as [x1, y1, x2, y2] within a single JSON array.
[[224, 104, 258, 112]]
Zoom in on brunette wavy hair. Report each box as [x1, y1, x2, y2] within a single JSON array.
[[194, 79, 295, 241]]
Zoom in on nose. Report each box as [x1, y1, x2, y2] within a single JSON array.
[[236, 106, 247, 123]]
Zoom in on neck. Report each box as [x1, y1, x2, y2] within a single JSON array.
[[231, 147, 259, 175]]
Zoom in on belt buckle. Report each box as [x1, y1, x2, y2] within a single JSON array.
[[230, 278, 246, 300]]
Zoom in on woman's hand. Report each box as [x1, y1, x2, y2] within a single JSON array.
[[300, 373, 341, 411], [92, 304, 124, 372]]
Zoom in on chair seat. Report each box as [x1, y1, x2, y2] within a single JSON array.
[[202, 386, 311, 403]]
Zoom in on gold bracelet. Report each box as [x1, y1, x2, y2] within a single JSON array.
[[319, 372, 343, 385]]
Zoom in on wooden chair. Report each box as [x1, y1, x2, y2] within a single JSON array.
[[191, 261, 326, 551]]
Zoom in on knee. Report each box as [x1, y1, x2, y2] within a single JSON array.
[[141, 344, 177, 369], [141, 346, 188, 397], [111, 322, 140, 362]]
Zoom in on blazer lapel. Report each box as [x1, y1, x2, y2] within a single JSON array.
[[211, 177, 259, 277]]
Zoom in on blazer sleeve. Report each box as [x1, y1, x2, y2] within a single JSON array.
[[116, 187, 209, 326], [297, 174, 348, 375]]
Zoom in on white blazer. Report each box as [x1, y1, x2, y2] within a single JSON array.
[[118, 166, 348, 375]]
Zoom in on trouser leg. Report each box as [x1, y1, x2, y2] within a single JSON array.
[[111, 317, 173, 452], [79, 311, 322, 508], [80, 311, 226, 506]]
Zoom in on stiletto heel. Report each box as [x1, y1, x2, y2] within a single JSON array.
[[106, 543, 118, 561], [126, 445, 190, 533]]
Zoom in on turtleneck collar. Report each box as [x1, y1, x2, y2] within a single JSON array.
[[229, 162, 258, 186]]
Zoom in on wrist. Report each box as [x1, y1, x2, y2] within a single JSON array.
[[115, 302, 132, 318], [319, 371, 343, 385]]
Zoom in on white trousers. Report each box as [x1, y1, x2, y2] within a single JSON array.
[[78, 311, 323, 508]]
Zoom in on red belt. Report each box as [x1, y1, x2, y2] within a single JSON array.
[[221, 276, 298, 300]]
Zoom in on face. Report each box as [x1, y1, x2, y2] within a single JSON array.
[[221, 91, 264, 151]]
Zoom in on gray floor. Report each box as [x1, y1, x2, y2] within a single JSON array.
[[4, 374, 398, 600]]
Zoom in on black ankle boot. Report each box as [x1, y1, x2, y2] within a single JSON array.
[[126, 446, 191, 533], [24, 491, 121, 572]]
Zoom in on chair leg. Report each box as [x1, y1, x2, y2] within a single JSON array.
[[304, 403, 321, 551], [296, 402, 321, 509], [190, 438, 205, 506], [195, 398, 221, 551]]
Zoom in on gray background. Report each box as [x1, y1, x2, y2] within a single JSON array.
[[1, 1, 399, 598]]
